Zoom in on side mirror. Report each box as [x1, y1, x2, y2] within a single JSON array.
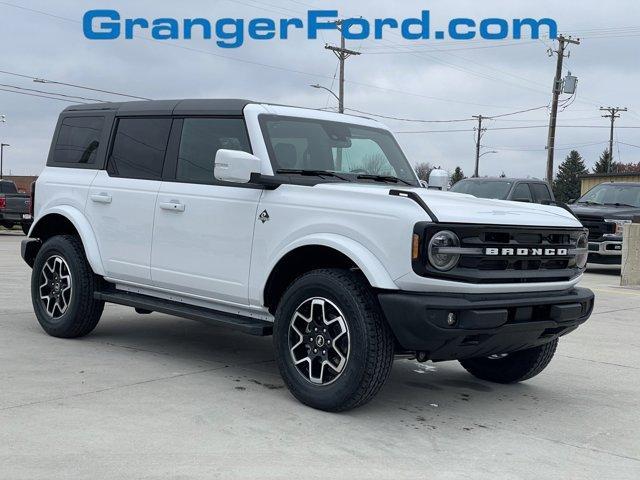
[[567, 198, 576, 204], [214, 149, 262, 184]]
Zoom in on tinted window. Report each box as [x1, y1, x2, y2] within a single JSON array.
[[108, 118, 172, 180], [531, 183, 552, 203], [176, 118, 251, 184], [51, 116, 104, 165], [512, 183, 533, 202], [450, 180, 512, 199]]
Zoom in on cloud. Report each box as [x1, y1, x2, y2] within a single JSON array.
[[0, 0, 638, 177]]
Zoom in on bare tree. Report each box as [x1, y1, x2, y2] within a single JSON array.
[[361, 153, 393, 175], [413, 162, 433, 182]]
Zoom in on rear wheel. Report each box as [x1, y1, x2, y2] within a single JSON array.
[[459, 339, 558, 384], [31, 235, 104, 338], [273, 269, 395, 412], [1, 221, 14, 229]]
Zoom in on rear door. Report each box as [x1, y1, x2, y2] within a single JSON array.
[[151, 117, 261, 305], [85, 117, 172, 284]]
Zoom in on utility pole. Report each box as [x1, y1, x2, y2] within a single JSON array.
[[545, 35, 580, 184], [472, 115, 486, 177], [0, 114, 5, 179], [600, 106, 627, 171], [325, 20, 360, 114], [0, 143, 9, 179]]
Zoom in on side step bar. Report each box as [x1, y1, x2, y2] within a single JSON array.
[[94, 290, 273, 336]]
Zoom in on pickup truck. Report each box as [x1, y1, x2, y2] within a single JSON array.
[[450, 177, 555, 204], [0, 179, 32, 234], [569, 182, 640, 264], [21, 99, 594, 411]]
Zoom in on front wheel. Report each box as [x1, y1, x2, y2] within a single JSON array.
[[31, 235, 104, 338], [273, 269, 395, 412], [459, 339, 558, 384]]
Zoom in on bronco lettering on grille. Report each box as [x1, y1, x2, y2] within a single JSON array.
[[485, 247, 568, 256]]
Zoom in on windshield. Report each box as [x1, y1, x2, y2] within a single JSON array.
[[260, 115, 419, 185], [578, 183, 640, 207], [450, 179, 512, 199]]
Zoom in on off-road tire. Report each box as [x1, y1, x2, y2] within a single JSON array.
[[31, 235, 104, 338], [273, 268, 395, 412], [459, 339, 559, 384]]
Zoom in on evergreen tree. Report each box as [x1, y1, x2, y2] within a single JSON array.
[[553, 150, 587, 202], [450, 166, 465, 185], [592, 149, 618, 173]]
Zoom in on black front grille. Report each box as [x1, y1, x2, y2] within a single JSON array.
[[577, 215, 614, 240], [413, 223, 587, 284]]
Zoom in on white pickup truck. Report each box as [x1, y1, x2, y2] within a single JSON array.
[[22, 100, 594, 411]]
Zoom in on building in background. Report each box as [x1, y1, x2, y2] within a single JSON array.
[[2, 175, 37, 193], [580, 172, 640, 195]]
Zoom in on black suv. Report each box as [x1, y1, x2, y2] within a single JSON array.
[[569, 182, 640, 265], [450, 177, 554, 204]]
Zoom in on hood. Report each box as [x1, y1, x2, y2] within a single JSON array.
[[315, 183, 581, 227], [569, 203, 639, 220]]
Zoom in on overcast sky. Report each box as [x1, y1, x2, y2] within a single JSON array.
[[0, 0, 639, 178]]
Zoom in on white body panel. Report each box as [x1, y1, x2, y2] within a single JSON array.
[[85, 170, 160, 283], [31, 102, 586, 317], [151, 181, 262, 305]]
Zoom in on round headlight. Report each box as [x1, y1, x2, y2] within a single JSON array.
[[576, 233, 588, 269], [428, 230, 460, 271]]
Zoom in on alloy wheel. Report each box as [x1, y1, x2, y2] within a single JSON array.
[[39, 255, 72, 319], [288, 297, 350, 385]]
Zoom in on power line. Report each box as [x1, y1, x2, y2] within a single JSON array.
[[0, 2, 529, 110], [0, 82, 106, 102], [0, 69, 150, 101], [0, 87, 87, 103], [395, 125, 640, 134]]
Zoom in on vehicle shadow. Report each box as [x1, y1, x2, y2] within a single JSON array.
[[586, 264, 621, 276], [86, 307, 564, 420]]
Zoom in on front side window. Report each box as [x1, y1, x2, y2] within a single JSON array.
[[260, 115, 418, 185], [107, 118, 172, 180], [176, 118, 251, 184], [578, 183, 640, 207], [450, 180, 512, 199], [51, 116, 105, 165]]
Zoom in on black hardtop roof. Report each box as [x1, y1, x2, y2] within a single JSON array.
[[63, 99, 255, 116]]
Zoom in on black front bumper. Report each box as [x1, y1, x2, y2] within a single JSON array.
[[378, 287, 594, 361]]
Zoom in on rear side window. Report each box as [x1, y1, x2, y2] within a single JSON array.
[[51, 116, 105, 165], [107, 118, 172, 180], [531, 183, 552, 203], [512, 183, 533, 202], [176, 118, 251, 184]]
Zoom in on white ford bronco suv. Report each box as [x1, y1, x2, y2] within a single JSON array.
[[22, 99, 594, 411]]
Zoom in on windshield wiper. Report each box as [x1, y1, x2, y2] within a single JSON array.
[[577, 200, 603, 206], [276, 169, 351, 182], [356, 174, 412, 186], [604, 202, 637, 208]]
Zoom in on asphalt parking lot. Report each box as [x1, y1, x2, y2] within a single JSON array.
[[1, 231, 639, 479]]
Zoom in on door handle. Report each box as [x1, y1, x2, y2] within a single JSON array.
[[159, 201, 185, 212], [90, 193, 112, 204]]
